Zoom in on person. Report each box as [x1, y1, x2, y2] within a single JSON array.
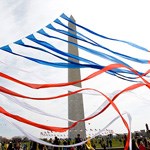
[[1, 143, 5, 150], [106, 138, 109, 147], [4, 143, 8, 150], [109, 138, 112, 148], [139, 141, 146, 150], [63, 139, 67, 150], [15, 141, 21, 150], [85, 137, 94, 150], [47, 138, 53, 150], [132, 138, 139, 150], [22, 143, 27, 150], [123, 134, 127, 147], [101, 138, 106, 150], [75, 134, 82, 150], [7, 142, 14, 150], [0, 143, 2, 150], [38, 143, 45, 150], [143, 137, 148, 148], [53, 136, 59, 150], [30, 141, 37, 150]]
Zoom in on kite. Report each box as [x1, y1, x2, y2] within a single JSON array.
[[0, 13, 150, 150]]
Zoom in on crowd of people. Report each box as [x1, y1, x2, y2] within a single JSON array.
[[123, 134, 150, 150], [0, 133, 150, 150], [131, 136, 150, 150]]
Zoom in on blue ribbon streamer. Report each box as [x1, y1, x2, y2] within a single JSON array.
[[0, 13, 149, 82], [61, 13, 148, 52], [0, 45, 140, 82], [15, 36, 134, 76], [37, 28, 145, 77], [54, 18, 149, 64]]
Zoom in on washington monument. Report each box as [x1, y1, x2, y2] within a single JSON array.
[[68, 16, 86, 139]]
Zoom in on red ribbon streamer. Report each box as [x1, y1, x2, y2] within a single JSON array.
[[1, 82, 149, 149], [0, 63, 150, 89], [1, 63, 150, 150]]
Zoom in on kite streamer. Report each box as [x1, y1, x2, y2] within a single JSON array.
[[61, 13, 149, 52], [0, 63, 150, 91], [0, 13, 150, 150], [0, 45, 144, 82], [0, 14, 149, 80], [0, 112, 132, 148], [47, 19, 150, 64], [0, 88, 131, 149], [1, 79, 149, 132]]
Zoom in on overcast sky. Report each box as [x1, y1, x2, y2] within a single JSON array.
[[0, 0, 150, 139]]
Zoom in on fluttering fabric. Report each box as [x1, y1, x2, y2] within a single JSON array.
[[0, 14, 150, 80], [0, 13, 150, 150], [0, 112, 132, 148]]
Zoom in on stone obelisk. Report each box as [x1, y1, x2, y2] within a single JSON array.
[[68, 16, 86, 139]]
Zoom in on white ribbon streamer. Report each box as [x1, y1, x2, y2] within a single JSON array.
[[0, 112, 132, 149]]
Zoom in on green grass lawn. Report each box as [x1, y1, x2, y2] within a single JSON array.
[[22, 137, 124, 149], [91, 138, 124, 148]]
